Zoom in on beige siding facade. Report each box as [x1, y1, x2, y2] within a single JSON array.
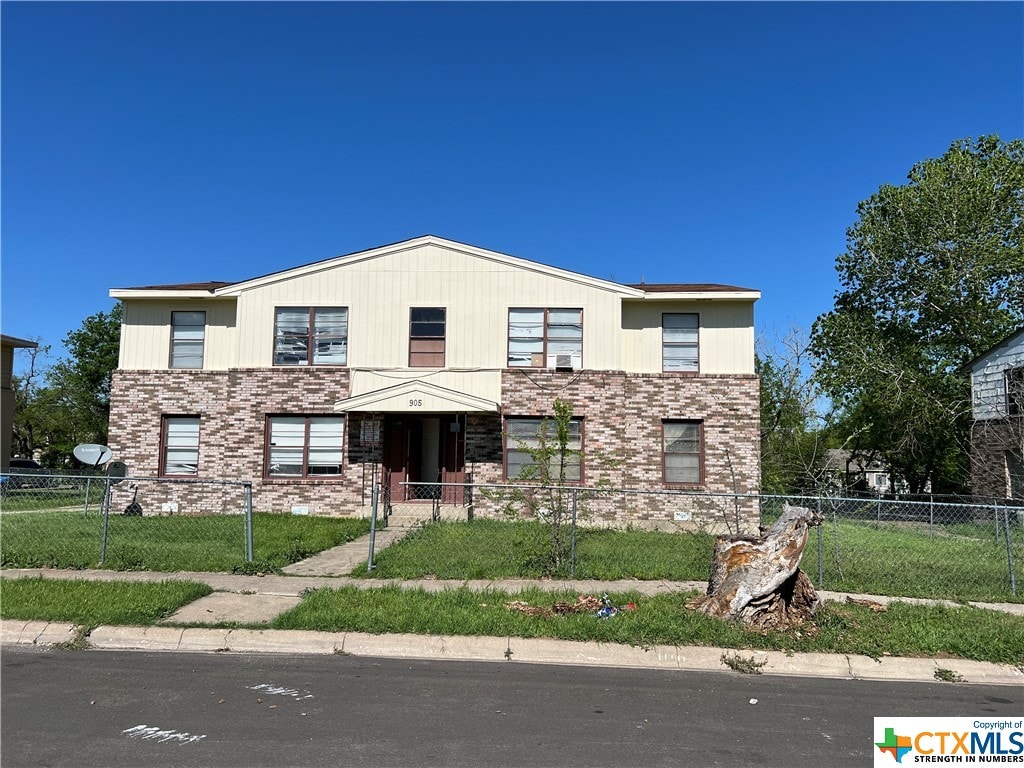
[[119, 299, 238, 371], [620, 300, 755, 375]]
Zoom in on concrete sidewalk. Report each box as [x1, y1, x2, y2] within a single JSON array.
[[2, 529, 1023, 686]]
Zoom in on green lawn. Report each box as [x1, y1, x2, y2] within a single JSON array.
[[272, 585, 1024, 665], [0, 512, 370, 572], [351, 518, 1023, 603], [351, 519, 717, 580], [0, 577, 212, 625]]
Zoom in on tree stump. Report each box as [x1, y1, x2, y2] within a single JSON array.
[[688, 503, 823, 630]]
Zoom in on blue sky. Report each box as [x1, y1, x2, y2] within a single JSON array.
[[2, 1, 1021, 366]]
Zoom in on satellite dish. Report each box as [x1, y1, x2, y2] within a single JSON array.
[[74, 443, 113, 467], [106, 461, 128, 484]]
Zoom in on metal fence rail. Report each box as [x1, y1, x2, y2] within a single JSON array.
[[399, 481, 1023, 601], [0, 473, 253, 570]]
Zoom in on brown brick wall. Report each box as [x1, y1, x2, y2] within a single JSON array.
[[970, 418, 1023, 499], [109, 367, 760, 528]]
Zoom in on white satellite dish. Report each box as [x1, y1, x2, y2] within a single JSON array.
[[73, 443, 113, 467]]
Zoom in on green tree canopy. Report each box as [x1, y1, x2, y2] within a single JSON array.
[[10, 303, 122, 465], [810, 135, 1024, 493]]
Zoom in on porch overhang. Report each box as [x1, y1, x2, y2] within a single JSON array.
[[334, 380, 500, 414]]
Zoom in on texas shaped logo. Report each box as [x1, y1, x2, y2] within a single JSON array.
[[876, 727, 913, 762]]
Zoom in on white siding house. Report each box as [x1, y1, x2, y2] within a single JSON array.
[[966, 328, 1024, 499]]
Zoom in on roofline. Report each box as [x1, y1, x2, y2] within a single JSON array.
[[623, 290, 761, 301], [213, 235, 646, 298], [109, 289, 237, 299], [960, 326, 1024, 373], [1, 334, 39, 348]]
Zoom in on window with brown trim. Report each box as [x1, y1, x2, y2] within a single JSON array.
[[170, 311, 206, 369], [409, 307, 446, 367], [274, 307, 348, 365], [160, 415, 200, 476], [266, 415, 345, 478], [662, 313, 698, 373], [504, 416, 583, 481], [663, 420, 702, 485], [507, 308, 583, 369]]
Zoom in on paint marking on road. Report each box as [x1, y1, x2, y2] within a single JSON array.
[[122, 725, 207, 745], [248, 683, 313, 700]]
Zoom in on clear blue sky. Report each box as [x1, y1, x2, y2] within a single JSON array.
[[2, 1, 1021, 366]]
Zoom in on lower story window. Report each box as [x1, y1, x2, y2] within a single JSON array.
[[505, 417, 583, 482], [267, 415, 345, 478], [161, 416, 200, 476], [663, 420, 702, 485]]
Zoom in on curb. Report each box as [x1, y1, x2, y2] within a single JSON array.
[[4, 620, 1022, 686]]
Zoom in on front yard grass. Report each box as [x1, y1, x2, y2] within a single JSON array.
[[352, 518, 1023, 603], [272, 585, 1024, 666], [0, 577, 212, 626], [0, 512, 370, 572]]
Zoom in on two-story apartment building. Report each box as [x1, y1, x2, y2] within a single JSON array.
[[108, 236, 761, 528], [965, 327, 1024, 500]]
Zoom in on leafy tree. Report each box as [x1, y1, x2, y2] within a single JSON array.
[[757, 329, 835, 494], [810, 135, 1024, 493], [8, 303, 122, 466], [45, 302, 123, 454]]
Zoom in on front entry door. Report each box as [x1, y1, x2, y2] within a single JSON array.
[[384, 415, 465, 502]]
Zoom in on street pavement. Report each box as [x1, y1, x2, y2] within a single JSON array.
[[2, 527, 1022, 686]]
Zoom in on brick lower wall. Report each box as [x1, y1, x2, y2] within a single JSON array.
[[970, 419, 1023, 499], [109, 368, 760, 528]]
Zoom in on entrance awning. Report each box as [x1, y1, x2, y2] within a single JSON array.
[[334, 380, 500, 413]]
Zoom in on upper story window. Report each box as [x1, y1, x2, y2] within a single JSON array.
[[507, 308, 583, 369], [275, 307, 348, 365], [1007, 366, 1024, 417], [663, 420, 702, 485], [170, 311, 206, 368], [409, 308, 446, 367], [161, 415, 200, 476], [266, 415, 345, 478], [663, 313, 699, 373], [504, 416, 583, 482]]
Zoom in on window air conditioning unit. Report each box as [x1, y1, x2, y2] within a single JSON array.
[[553, 354, 574, 372]]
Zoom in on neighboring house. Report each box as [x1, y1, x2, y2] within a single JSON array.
[[108, 235, 761, 528], [965, 328, 1024, 500], [823, 449, 899, 495], [1, 334, 38, 470]]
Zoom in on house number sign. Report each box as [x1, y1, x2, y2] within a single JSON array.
[[408, 398, 423, 407]]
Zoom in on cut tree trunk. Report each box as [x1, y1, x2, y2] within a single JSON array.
[[688, 503, 823, 630]]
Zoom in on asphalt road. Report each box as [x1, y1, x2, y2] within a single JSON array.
[[2, 647, 1020, 768]]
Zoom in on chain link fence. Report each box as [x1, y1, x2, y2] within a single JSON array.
[[393, 481, 1022, 602], [1, 472, 253, 571]]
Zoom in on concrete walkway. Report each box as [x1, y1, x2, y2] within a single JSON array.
[[2, 529, 1023, 686]]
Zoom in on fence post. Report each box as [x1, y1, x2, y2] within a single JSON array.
[[570, 488, 578, 580], [244, 483, 254, 562], [929, 496, 934, 538], [99, 477, 112, 565], [1004, 506, 1017, 597], [367, 482, 379, 572], [817, 497, 824, 587]]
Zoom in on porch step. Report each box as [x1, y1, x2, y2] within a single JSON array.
[[356, 502, 470, 525]]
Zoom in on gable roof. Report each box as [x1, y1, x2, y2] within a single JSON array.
[[961, 327, 1024, 373], [110, 235, 760, 301]]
